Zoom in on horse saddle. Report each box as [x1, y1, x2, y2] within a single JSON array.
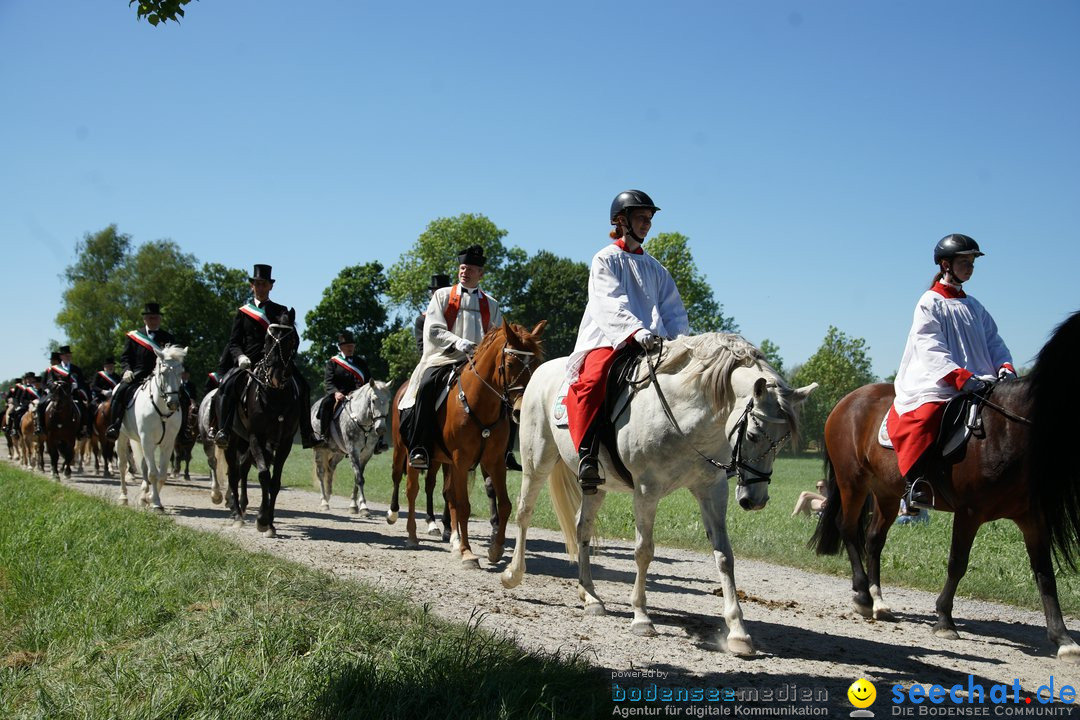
[[877, 391, 987, 465]]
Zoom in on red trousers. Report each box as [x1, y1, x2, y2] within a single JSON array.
[[564, 347, 618, 449], [886, 402, 946, 477]]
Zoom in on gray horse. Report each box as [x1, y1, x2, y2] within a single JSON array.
[[310, 381, 391, 515]]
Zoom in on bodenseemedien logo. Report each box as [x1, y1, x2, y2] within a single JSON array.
[[848, 678, 877, 717]]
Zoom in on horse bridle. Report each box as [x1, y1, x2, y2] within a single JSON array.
[[644, 347, 790, 486], [463, 343, 539, 423], [251, 323, 297, 389], [344, 385, 387, 438]]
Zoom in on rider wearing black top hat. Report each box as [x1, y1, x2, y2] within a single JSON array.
[[312, 331, 372, 446], [213, 264, 314, 448], [106, 303, 176, 439]]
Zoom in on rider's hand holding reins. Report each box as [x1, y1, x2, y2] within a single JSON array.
[[238, 355, 252, 370], [635, 329, 658, 351], [454, 338, 477, 356], [122, 370, 134, 383]]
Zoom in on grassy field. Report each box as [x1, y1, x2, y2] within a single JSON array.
[[0, 463, 611, 719], [183, 446, 1080, 617]]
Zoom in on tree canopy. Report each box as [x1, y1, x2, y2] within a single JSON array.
[[790, 326, 877, 451], [130, 0, 194, 26], [643, 232, 737, 334]]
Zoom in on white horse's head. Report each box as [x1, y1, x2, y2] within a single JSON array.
[[368, 380, 391, 450], [674, 334, 816, 511], [153, 345, 188, 412]]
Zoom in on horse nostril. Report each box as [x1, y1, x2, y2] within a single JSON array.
[[739, 497, 753, 510]]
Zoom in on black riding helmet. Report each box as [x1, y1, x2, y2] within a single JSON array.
[[934, 234, 984, 264], [610, 190, 660, 243]]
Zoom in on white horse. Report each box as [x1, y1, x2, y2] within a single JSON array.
[[115, 345, 187, 510], [197, 389, 222, 504], [501, 333, 816, 655], [310, 381, 391, 514]]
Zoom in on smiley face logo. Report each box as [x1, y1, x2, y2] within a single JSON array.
[[848, 678, 877, 708]]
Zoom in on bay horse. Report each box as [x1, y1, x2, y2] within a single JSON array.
[[44, 380, 79, 479], [217, 310, 302, 537], [92, 400, 117, 478], [309, 380, 391, 514], [391, 321, 546, 567], [811, 311, 1080, 663], [388, 380, 451, 540], [115, 345, 187, 510], [502, 334, 816, 655], [171, 399, 198, 481]]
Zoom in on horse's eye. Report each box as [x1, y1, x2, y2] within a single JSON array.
[[747, 432, 761, 443]]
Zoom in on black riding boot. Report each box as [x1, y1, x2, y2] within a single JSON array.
[[577, 424, 602, 495], [214, 384, 234, 448], [902, 456, 936, 513], [34, 403, 46, 435], [505, 422, 522, 471]]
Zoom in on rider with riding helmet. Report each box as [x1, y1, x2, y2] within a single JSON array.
[[565, 189, 690, 494], [887, 234, 1015, 514], [106, 303, 176, 439], [399, 245, 503, 470], [212, 264, 315, 449], [312, 330, 371, 447]]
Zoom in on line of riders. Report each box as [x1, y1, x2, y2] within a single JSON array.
[[3, 190, 1014, 516]]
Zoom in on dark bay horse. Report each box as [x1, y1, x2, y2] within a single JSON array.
[[392, 321, 545, 567], [44, 381, 79, 479], [219, 309, 302, 537], [92, 400, 117, 478], [812, 311, 1080, 662], [388, 381, 451, 541], [171, 400, 198, 481]]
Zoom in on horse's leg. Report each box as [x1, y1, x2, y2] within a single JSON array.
[[854, 490, 897, 621], [486, 467, 512, 565], [224, 446, 244, 525], [501, 455, 557, 589], [441, 466, 452, 542], [837, 468, 875, 619], [693, 482, 753, 654], [424, 466, 440, 536], [448, 462, 478, 567], [386, 448, 402, 525], [404, 466, 421, 549], [1016, 518, 1080, 662], [314, 450, 331, 511], [576, 489, 607, 615], [250, 442, 275, 534], [626, 490, 662, 637], [348, 450, 369, 516], [484, 472, 499, 540], [933, 513, 981, 639]]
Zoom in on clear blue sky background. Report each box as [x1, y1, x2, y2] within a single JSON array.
[[2, 1, 1077, 383]]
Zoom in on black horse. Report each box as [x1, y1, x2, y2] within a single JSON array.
[[220, 309, 302, 537], [812, 310, 1080, 661]]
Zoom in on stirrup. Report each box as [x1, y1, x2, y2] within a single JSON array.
[[213, 429, 230, 448], [409, 448, 429, 470], [904, 478, 934, 512], [578, 456, 603, 495], [505, 452, 523, 472]]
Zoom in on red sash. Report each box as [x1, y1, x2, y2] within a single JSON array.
[[331, 355, 366, 383], [239, 302, 270, 329], [127, 330, 162, 353], [443, 284, 490, 334]]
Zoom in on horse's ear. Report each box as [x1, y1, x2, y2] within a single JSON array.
[[530, 320, 547, 338], [753, 377, 767, 399], [288, 307, 296, 324], [792, 382, 818, 404]]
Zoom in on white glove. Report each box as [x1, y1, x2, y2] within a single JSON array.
[[122, 370, 134, 383], [238, 355, 252, 370], [454, 339, 477, 356], [635, 328, 658, 351], [998, 366, 1017, 380]]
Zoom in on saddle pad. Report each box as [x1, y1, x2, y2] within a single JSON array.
[[552, 381, 570, 428], [877, 412, 893, 448]]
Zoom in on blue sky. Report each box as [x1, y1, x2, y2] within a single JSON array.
[[2, 1, 1077, 382]]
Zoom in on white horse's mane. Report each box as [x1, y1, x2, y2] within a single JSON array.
[[161, 345, 187, 364], [660, 333, 799, 430]]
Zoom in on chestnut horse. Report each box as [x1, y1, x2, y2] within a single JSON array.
[[44, 380, 79, 479], [812, 311, 1080, 662], [18, 410, 44, 471], [391, 321, 545, 567]]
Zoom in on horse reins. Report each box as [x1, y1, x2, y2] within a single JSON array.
[[972, 385, 1033, 426], [643, 346, 789, 485]]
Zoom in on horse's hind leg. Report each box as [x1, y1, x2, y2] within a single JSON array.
[[424, 467, 440, 536], [865, 494, 898, 621], [348, 451, 369, 516], [933, 514, 980, 639], [576, 490, 608, 616], [1016, 519, 1080, 662]]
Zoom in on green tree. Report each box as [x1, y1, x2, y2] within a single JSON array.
[[644, 232, 737, 334], [381, 326, 420, 389], [386, 214, 509, 313], [131, 0, 194, 26], [56, 226, 131, 370], [303, 263, 392, 390], [791, 326, 877, 452], [759, 338, 785, 377], [496, 250, 588, 360]]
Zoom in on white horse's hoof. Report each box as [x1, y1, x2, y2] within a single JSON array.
[[386, 511, 398, 525], [726, 635, 755, 656], [500, 570, 522, 589], [357, 505, 369, 517], [210, 491, 223, 505], [461, 556, 481, 570], [426, 521, 441, 536], [852, 601, 874, 619], [584, 603, 607, 617], [630, 620, 656, 637], [872, 607, 896, 622], [1057, 645, 1080, 664], [320, 501, 330, 511]]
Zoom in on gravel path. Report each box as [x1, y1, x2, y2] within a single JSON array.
[[14, 458, 1080, 717]]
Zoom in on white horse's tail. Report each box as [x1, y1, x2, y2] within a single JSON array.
[[547, 460, 583, 561]]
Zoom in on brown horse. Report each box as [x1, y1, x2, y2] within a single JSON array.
[[92, 400, 117, 478], [812, 311, 1080, 662], [44, 381, 79, 479], [3, 403, 20, 461], [171, 400, 198, 481], [392, 321, 545, 567]]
